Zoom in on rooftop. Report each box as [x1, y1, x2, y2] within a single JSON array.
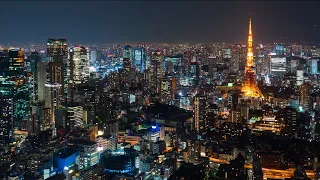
[[145, 103, 192, 122]]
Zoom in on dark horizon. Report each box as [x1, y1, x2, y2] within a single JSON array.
[[1, 1, 319, 45]]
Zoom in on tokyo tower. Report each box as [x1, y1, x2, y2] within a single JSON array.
[[241, 18, 264, 98]]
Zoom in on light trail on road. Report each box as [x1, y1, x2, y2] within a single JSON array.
[[209, 157, 315, 179]]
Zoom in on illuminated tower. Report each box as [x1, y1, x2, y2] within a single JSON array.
[[241, 18, 264, 98]]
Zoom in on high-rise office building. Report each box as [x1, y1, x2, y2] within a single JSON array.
[[45, 62, 63, 125], [161, 76, 172, 103], [54, 108, 69, 133], [310, 58, 320, 75], [0, 77, 31, 149], [83, 86, 96, 124], [230, 45, 241, 72], [0, 48, 24, 76], [28, 52, 41, 101], [286, 57, 299, 74], [30, 102, 51, 134], [274, 45, 285, 56], [38, 62, 48, 102], [269, 55, 286, 77], [90, 50, 97, 66], [194, 95, 207, 134], [69, 46, 90, 84], [281, 107, 297, 137], [46, 39, 68, 125], [300, 83, 312, 112], [47, 39, 68, 62], [150, 51, 163, 94], [190, 60, 200, 86], [0, 49, 9, 73], [124, 44, 133, 65], [97, 93, 117, 125], [123, 57, 131, 80], [46, 38, 69, 102], [296, 68, 304, 86], [133, 46, 147, 72], [8, 49, 24, 74], [0, 93, 14, 152], [66, 103, 84, 128], [171, 76, 177, 100]]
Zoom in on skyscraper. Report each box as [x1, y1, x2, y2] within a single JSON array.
[[69, 46, 90, 84], [46, 38, 68, 102], [300, 83, 312, 112], [150, 51, 163, 94], [124, 44, 133, 66], [37, 62, 48, 102], [0, 49, 9, 73], [0, 78, 31, 150], [28, 52, 41, 102], [90, 50, 97, 66], [133, 46, 147, 72], [97, 93, 117, 127], [269, 55, 286, 77], [311, 58, 320, 75], [47, 39, 68, 62], [241, 18, 264, 98], [0, 93, 14, 152], [190, 59, 200, 86], [46, 39, 68, 125], [120, 58, 131, 89], [0, 48, 24, 76], [194, 95, 207, 134], [8, 49, 24, 74], [45, 62, 63, 125]]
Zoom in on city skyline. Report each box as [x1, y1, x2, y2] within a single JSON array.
[[2, 1, 320, 180], [1, 1, 320, 45]]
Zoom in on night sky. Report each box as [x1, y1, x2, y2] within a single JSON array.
[[0, 1, 319, 45]]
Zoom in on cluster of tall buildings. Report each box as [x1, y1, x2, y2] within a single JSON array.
[[0, 39, 93, 151], [2, 18, 320, 180]]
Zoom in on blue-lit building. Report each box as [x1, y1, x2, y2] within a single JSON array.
[[123, 45, 133, 64], [53, 148, 80, 172], [133, 46, 147, 72], [274, 45, 286, 56]]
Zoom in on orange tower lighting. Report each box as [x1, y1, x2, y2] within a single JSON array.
[[241, 18, 264, 98]]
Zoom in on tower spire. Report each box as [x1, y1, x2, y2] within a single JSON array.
[[247, 18, 253, 68], [241, 17, 264, 99], [249, 18, 252, 35]]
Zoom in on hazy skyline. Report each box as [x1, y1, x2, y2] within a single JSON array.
[[1, 1, 319, 45]]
